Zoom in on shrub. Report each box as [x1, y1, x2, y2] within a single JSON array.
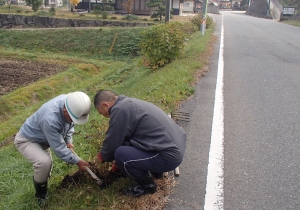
[[29, 0, 43, 12], [49, 6, 56, 15], [101, 11, 108, 19], [34, 10, 49, 17], [142, 18, 148, 21], [180, 22, 199, 34], [110, 16, 117, 19], [206, 15, 213, 28], [139, 22, 190, 69], [121, 14, 139, 21], [0, 0, 5, 6], [16, 8, 23, 13], [93, 4, 102, 18], [190, 13, 213, 29], [104, 5, 113, 11]]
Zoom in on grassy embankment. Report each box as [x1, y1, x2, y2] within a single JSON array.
[[0, 5, 154, 22], [0, 17, 214, 209], [278, 0, 300, 27]]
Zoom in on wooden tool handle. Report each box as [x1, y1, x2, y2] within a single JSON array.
[[69, 148, 79, 157], [69, 148, 103, 185]]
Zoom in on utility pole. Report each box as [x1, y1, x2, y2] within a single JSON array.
[[165, 0, 170, 23], [267, 0, 271, 18], [201, 0, 208, 35]]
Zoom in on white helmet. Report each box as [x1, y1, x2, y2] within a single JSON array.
[[65, 91, 92, 124]]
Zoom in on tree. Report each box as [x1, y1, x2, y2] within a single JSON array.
[[122, 0, 134, 14], [0, 0, 6, 7], [44, 0, 49, 7], [93, 4, 102, 18], [147, 0, 166, 21], [49, 6, 56, 15], [69, 0, 80, 7], [62, 0, 68, 6], [25, 0, 43, 12]]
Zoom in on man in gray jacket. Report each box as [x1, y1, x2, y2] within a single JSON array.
[[94, 90, 186, 197], [14, 91, 92, 206]]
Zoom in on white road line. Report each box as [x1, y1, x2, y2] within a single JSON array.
[[204, 16, 225, 210]]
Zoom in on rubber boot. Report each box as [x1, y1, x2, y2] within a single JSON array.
[[33, 178, 48, 207], [124, 173, 157, 197]]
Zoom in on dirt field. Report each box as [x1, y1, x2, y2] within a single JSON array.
[[0, 58, 65, 96]]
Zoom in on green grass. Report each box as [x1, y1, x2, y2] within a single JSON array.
[[278, 0, 300, 8], [281, 19, 300, 27], [0, 5, 154, 22], [278, 0, 300, 26], [0, 24, 214, 209], [0, 5, 192, 24], [0, 27, 146, 58]]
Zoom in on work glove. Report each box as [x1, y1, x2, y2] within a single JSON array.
[[110, 163, 119, 172], [97, 152, 105, 163]]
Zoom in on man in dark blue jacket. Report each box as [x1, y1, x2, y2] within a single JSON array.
[[94, 90, 186, 197]]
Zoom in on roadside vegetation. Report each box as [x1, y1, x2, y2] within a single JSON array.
[[0, 5, 144, 21], [283, 19, 300, 27], [0, 27, 147, 59], [279, 0, 300, 10], [0, 14, 214, 209], [0, 4, 162, 22], [0, 0, 181, 22], [278, 0, 300, 27]]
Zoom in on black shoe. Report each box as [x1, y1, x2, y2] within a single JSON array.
[[124, 174, 157, 197], [124, 182, 157, 197], [151, 172, 164, 179]]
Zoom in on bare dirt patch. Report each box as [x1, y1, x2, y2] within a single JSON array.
[[0, 58, 66, 96], [57, 162, 177, 209], [59, 162, 126, 189]]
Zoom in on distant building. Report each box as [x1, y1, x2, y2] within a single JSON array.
[[10, 0, 63, 7], [10, 0, 26, 5], [76, 0, 183, 16], [48, 0, 63, 7], [232, 0, 241, 10], [219, 0, 242, 10], [219, 0, 231, 9], [182, 0, 194, 13], [114, 0, 151, 15], [75, 0, 221, 15]]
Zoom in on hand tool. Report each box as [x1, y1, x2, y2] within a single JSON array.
[[69, 148, 103, 185]]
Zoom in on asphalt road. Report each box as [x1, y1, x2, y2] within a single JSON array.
[[167, 11, 300, 210]]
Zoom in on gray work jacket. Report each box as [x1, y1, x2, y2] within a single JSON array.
[[19, 94, 80, 165], [101, 95, 186, 163]]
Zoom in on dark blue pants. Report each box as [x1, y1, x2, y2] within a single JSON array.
[[114, 146, 181, 180]]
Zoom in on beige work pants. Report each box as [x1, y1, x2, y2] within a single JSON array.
[[14, 132, 52, 183]]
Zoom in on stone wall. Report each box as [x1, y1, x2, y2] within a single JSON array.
[[0, 14, 152, 29], [248, 0, 269, 18]]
